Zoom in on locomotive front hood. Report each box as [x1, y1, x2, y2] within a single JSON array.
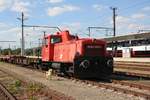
[[74, 38, 107, 58]]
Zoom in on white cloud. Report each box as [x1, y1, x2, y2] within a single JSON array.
[[110, 16, 130, 27], [0, 0, 12, 12], [0, 25, 20, 48], [60, 22, 81, 30], [70, 22, 81, 28], [116, 16, 130, 24], [47, 5, 80, 16], [128, 23, 140, 30], [114, 16, 149, 34], [131, 13, 146, 19], [48, 0, 63, 3], [0, 22, 9, 29], [0, 0, 30, 14], [110, 16, 134, 34], [140, 24, 150, 29], [55, 22, 82, 35], [127, 24, 150, 34], [109, 11, 150, 35], [0, 25, 45, 48], [11, 1, 30, 13], [142, 6, 150, 11], [92, 4, 106, 11]]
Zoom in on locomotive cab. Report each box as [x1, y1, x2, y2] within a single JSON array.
[[41, 30, 113, 79], [42, 34, 62, 62]]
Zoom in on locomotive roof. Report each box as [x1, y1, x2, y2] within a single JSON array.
[[44, 30, 106, 42]]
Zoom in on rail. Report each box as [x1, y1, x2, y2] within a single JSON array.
[[69, 77, 150, 100], [0, 83, 16, 100]]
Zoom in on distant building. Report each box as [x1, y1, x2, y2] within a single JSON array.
[[104, 32, 150, 47]]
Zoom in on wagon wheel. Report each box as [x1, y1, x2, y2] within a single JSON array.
[[37, 63, 42, 70]]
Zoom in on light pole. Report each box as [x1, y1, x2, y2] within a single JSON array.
[[0, 46, 1, 56], [17, 12, 28, 56], [110, 7, 117, 57]]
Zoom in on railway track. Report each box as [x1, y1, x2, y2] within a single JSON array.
[[17, 64, 150, 100], [0, 67, 75, 100], [1, 59, 150, 99], [0, 83, 16, 100], [114, 70, 150, 78], [114, 61, 150, 78], [69, 77, 150, 100]]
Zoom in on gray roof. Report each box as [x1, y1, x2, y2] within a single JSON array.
[[104, 32, 150, 42]]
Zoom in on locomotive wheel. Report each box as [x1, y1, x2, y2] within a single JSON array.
[[33, 63, 38, 69], [79, 60, 90, 69], [38, 63, 49, 71], [58, 64, 70, 77]]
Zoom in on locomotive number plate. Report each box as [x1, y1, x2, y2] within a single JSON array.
[[86, 45, 102, 49]]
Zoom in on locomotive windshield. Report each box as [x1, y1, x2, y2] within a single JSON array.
[[51, 36, 62, 44]]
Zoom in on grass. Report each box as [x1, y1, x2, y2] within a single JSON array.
[[0, 62, 52, 100], [27, 82, 43, 93], [7, 79, 44, 100], [27, 82, 43, 100], [8, 80, 22, 94]]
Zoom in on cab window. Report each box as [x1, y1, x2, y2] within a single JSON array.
[[51, 36, 62, 44]]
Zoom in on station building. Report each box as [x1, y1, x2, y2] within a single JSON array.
[[104, 32, 150, 58]]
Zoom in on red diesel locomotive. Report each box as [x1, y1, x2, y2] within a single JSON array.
[[41, 30, 113, 78], [0, 30, 113, 79]]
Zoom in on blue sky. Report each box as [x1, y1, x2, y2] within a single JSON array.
[[0, 0, 150, 49]]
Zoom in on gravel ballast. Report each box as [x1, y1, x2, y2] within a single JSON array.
[[0, 62, 145, 100]]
